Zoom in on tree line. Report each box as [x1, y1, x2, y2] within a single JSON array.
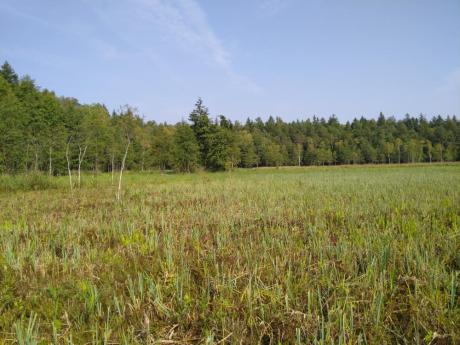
[[0, 61, 458, 175]]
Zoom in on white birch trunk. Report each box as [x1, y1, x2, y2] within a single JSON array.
[[77, 145, 87, 188], [49, 146, 52, 175], [117, 139, 130, 201], [111, 153, 115, 186], [66, 139, 73, 191]]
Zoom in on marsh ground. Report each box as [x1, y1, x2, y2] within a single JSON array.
[[0, 164, 459, 344]]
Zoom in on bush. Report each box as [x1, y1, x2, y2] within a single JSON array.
[[0, 173, 59, 193]]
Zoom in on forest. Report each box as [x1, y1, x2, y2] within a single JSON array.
[[1, 61, 459, 175]]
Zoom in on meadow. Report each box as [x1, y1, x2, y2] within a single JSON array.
[[0, 164, 459, 344]]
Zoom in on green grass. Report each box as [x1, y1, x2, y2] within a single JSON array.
[[0, 164, 459, 344], [0, 173, 60, 193]]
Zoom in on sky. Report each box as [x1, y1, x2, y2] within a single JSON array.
[[1, 0, 459, 123]]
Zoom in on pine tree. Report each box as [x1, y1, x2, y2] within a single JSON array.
[[0, 61, 19, 85], [188, 98, 212, 167]]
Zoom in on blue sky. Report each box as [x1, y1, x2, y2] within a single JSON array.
[[1, 0, 459, 123]]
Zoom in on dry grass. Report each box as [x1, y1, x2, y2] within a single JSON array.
[[0, 164, 459, 344]]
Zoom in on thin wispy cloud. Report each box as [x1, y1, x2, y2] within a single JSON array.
[[3, 0, 457, 121], [258, 0, 290, 17], [86, 0, 260, 94], [0, 2, 50, 28], [136, 0, 259, 91], [145, 0, 232, 69]]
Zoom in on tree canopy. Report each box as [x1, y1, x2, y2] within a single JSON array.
[[0, 61, 458, 174]]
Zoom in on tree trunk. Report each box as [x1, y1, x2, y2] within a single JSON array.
[[34, 149, 39, 171], [66, 139, 73, 191], [48, 146, 52, 175], [95, 137, 99, 174], [117, 139, 130, 201], [141, 150, 145, 171], [77, 145, 87, 188], [111, 153, 115, 186], [25, 143, 30, 172]]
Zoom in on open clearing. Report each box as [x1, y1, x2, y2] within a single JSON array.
[[0, 164, 459, 344]]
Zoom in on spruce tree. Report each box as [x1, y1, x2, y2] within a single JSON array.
[[0, 61, 19, 85]]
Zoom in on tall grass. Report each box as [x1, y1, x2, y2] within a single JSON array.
[[0, 164, 458, 344], [0, 173, 60, 193]]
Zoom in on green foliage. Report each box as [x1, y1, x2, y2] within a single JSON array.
[[0, 61, 458, 175], [172, 123, 200, 172], [0, 61, 19, 85], [0, 75, 26, 172], [0, 172, 59, 193], [238, 130, 259, 167], [189, 98, 212, 166], [14, 312, 39, 345], [150, 125, 175, 170], [205, 126, 239, 170]]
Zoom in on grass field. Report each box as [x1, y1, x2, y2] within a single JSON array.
[[0, 164, 459, 344]]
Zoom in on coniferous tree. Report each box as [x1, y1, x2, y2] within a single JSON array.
[[0, 61, 19, 85], [0, 62, 458, 174], [189, 98, 212, 167]]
